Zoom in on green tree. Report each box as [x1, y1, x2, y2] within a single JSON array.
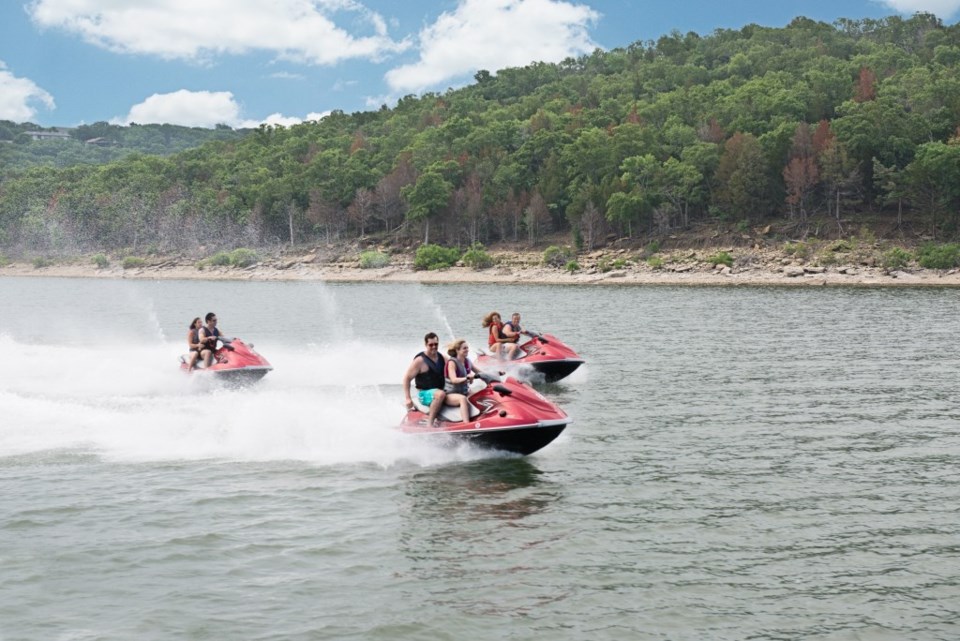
[[401, 170, 453, 244]]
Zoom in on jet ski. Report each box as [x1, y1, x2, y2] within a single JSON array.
[[475, 333, 584, 383], [399, 373, 570, 456], [179, 338, 272, 384]]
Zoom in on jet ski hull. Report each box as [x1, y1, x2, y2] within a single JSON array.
[[400, 377, 570, 456], [476, 333, 583, 383], [180, 338, 272, 385]]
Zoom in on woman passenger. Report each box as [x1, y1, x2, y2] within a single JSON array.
[[186, 317, 203, 370], [482, 311, 505, 359], [444, 339, 476, 423]]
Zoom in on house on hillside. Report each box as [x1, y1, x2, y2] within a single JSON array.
[[84, 137, 116, 147], [26, 129, 72, 141]]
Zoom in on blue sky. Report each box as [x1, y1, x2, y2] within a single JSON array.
[[1, 0, 958, 128]]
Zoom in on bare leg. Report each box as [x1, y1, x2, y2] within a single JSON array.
[[187, 351, 200, 370], [445, 393, 469, 422], [201, 348, 212, 367], [428, 390, 446, 425]]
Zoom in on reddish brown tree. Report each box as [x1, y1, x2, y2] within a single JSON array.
[[854, 67, 877, 103]]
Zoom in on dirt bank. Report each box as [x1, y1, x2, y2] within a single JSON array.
[[4, 245, 960, 287]]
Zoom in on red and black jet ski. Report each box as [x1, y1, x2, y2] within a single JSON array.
[[179, 338, 272, 384], [400, 373, 570, 456], [476, 333, 584, 383]]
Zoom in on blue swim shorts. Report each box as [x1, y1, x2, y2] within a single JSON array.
[[417, 389, 438, 406]]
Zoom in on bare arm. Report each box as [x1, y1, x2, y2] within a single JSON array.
[[402, 360, 422, 407]]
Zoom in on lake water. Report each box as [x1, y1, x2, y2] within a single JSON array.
[[1, 277, 959, 640]]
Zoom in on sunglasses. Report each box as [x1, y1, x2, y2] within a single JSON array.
[[426, 342, 439, 347]]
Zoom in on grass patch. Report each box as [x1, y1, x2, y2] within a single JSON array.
[[916, 243, 960, 269], [882, 247, 912, 269], [543, 245, 575, 268], [414, 244, 459, 270], [228, 248, 259, 268], [784, 241, 811, 259], [359, 250, 391, 269], [121, 256, 146, 269], [461, 243, 494, 269], [706, 251, 733, 267], [92, 253, 109, 268], [197, 248, 260, 269]]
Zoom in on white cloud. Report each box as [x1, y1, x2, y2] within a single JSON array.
[[385, 0, 599, 93], [878, 0, 960, 17], [0, 61, 55, 121], [270, 71, 305, 80], [29, 0, 410, 65], [112, 89, 315, 128]]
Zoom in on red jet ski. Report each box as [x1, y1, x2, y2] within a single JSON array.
[[179, 338, 272, 384], [400, 373, 571, 456], [476, 333, 584, 383]]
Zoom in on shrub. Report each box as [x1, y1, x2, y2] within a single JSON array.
[[882, 247, 912, 270], [92, 253, 109, 269], [543, 245, 575, 268], [707, 251, 733, 267], [228, 248, 259, 268], [565, 260, 580, 272], [122, 256, 146, 270], [414, 244, 459, 270], [206, 251, 232, 267], [916, 243, 960, 269], [829, 239, 853, 252], [612, 258, 628, 269], [784, 241, 810, 259], [647, 256, 664, 270], [597, 257, 612, 273], [32, 256, 53, 268], [0, 254, 10, 267], [461, 243, 494, 269], [359, 250, 391, 269]]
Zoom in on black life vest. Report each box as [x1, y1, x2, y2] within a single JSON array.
[[501, 321, 520, 343], [414, 352, 445, 390], [201, 325, 221, 347]]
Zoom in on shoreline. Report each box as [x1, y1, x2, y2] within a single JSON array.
[[4, 253, 960, 287]]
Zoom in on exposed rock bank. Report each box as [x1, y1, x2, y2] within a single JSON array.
[[4, 245, 960, 287]]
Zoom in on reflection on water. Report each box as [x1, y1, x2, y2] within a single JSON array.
[[403, 458, 557, 525], [396, 458, 570, 617]]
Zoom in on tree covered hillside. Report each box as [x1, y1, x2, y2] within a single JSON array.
[[2, 13, 959, 257], [0, 121, 249, 172]]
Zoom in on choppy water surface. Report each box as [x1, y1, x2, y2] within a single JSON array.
[[1, 277, 959, 640]]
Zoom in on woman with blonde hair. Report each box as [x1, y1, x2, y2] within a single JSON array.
[[444, 339, 476, 423], [481, 311, 507, 358]]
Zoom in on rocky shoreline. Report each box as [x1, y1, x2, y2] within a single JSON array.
[[4, 245, 960, 287]]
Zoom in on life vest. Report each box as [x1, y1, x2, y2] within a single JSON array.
[[414, 352, 445, 390], [501, 321, 520, 343], [201, 325, 221, 347], [189, 328, 201, 351], [444, 358, 473, 395], [488, 321, 503, 347]]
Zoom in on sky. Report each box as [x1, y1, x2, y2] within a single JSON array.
[[1, 0, 959, 129]]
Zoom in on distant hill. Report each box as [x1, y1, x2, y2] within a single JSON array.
[[0, 121, 250, 171]]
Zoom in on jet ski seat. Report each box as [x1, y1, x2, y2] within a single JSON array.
[[409, 380, 484, 422]]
